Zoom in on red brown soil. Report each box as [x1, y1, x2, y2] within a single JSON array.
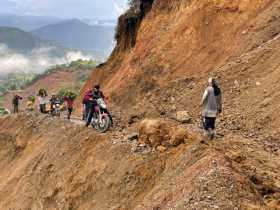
[[0, 113, 279, 209], [1, 0, 280, 209]]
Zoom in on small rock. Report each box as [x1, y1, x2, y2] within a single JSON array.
[[156, 145, 167, 153], [171, 105, 177, 111], [126, 132, 139, 141], [242, 30, 248, 35], [256, 81, 261, 86], [175, 111, 192, 124], [261, 98, 271, 107], [170, 97, 176, 102], [128, 115, 140, 125], [234, 80, 239, 87]]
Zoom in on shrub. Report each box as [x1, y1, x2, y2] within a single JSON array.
[[58, 89, 77, 100], [28, 95, 35, 102]]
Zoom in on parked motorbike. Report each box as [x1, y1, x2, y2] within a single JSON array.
[[91, 98, 112, 133]]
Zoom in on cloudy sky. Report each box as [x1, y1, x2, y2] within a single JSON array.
[[0, 0, 128, 19]]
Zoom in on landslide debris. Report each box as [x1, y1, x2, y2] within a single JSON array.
[[1, 113, 279, 209]]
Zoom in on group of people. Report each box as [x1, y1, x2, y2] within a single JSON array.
[[11, 77, 222, 139], [12, 89, 75, 120], [38, 91, 75, 119]]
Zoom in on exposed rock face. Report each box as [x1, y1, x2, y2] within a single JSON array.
[[114, 0, 154, 53]]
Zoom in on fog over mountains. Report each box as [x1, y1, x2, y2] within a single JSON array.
[[0, 0, 128, 76], [0, 27, 94, 75]]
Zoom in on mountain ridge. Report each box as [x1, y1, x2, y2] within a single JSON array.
[[0, 14, 62, 31], [0, 26, 56, 53], [32, 18, 115, 55]]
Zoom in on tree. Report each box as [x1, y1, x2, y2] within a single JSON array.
[[128, 0, 141, 11]]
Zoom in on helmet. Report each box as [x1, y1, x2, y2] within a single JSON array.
[[94, 84, 100, 90]]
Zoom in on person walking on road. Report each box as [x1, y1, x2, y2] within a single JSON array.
[[64, 96, 74, 120], [38, 89, 48, 114], [201, 77, 222, 139]]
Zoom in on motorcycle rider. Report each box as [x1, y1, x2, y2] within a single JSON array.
[[50, 94, 61, 115], [85, 84, 112, 127], [82, 89, 94, 120]]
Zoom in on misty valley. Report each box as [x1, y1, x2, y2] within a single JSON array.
[[0, 15, 117, 107]]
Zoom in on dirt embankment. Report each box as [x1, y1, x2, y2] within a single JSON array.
[[0, 114, 279, 209]]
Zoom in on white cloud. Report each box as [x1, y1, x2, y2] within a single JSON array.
[[0, 43, 94, 75], [1, 0, 129, 19]]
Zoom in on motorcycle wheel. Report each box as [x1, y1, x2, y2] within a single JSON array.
[[94, 115, 111, 133]]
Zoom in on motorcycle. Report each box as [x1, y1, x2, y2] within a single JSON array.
[[51, 102, 61, 117], [91, 98, 112, 133]]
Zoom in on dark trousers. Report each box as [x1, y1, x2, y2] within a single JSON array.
[[86, 107, 95, 126], [67, 107, 73, 119], [83, 103, 91, 120], [85, 101, 98, 126], [40, 104, 46, 113], [13, 104, 19, 113], [203, 117, 216, 130]]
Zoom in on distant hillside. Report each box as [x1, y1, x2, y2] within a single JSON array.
[[2, 60, 94, 110], [0, 15, 62, 31], [32, 19, 115, 55], [0, 26, 61, 53]]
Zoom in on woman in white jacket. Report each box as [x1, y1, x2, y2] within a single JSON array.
[[201, 78, 222, 139]]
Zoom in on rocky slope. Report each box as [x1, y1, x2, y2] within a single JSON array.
[[1, 0, 280, 209], [0, 113, 279, 209], [81, 0, 280, 131]]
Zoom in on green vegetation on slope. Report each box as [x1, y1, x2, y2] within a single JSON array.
[[0, 59, 96, 107], [25, 59, 96, 88]]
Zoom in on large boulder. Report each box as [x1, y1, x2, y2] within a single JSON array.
[[169, 126, 190, 146], [138, 119, 169, 147], [138, 118, 198, 149]]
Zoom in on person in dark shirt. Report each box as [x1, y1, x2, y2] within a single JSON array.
[[12, 94, 23, 114], [64, 96, 74, 120], [82, 89, 94, 120], [92, 84, 105, 100]]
